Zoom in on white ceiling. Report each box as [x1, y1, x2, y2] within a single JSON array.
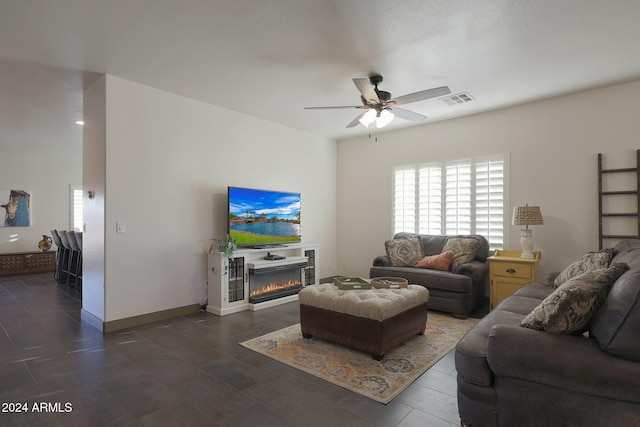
[[2, 0, 640, 143]]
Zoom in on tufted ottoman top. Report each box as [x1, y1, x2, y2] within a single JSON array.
[[298, 283, 430, 321]]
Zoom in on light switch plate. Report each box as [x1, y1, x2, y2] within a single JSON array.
[[116, 221, 126, 233]]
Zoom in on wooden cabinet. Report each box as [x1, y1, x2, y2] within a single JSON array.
[[489, 250, 541, 310], [0, 251, 56, 276]]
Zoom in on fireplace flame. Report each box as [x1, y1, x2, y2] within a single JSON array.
[[250, 280, 302, 297]]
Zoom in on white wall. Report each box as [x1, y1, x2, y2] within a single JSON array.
[[337, 79, 640, 281], [82, 75, 106, 321], [101, 76, 337, 321], [0, 60, 84, 254], [0, 124, 82, 253]]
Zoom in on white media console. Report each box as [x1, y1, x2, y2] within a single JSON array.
[[207, 243, 319, 316]]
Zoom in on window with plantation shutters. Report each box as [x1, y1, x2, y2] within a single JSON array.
[[445, 160, 472, 235], [393, 167, 417, 233], [475, 158, 505, 251], [70, 184, 83, 231], [418, 164, 442, 234], [393, 155, 507, 250]]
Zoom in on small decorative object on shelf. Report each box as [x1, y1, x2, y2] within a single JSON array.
[[38, 235, 52, 251], [370, 277, 409, 289]]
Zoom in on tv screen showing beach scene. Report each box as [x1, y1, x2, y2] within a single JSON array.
[[228, 187, 301, 247]]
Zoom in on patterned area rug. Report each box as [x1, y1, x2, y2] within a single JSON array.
[[240, 312, 479, 404]]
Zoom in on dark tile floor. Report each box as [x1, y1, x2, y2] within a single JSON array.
[[0, 273, 484, 427]]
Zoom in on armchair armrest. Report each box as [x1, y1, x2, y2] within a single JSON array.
[[488, 324, 640, 403], [373, 255, 392, 267], [454, 260, 488, 282]]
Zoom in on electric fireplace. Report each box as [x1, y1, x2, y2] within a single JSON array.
[[248, 260, 307, 304]]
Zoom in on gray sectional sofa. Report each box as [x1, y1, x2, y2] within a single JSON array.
[[370, 232, 489, 317], [455, 239, 640, 426]]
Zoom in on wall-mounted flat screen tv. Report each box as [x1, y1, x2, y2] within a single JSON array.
[[228, 187, 301, 248]]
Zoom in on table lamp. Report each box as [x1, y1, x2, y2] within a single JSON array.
[[512, 204, 543, 258]]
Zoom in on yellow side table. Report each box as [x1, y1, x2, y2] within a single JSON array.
[[489, 249, 541, 310]]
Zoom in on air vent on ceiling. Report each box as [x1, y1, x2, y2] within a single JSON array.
[[440, 92, 474, 106]]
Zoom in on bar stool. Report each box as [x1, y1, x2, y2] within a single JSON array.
[[65, 231, 81, 288], [57, 230, 72, 283], [58, 231, 75, 286], [73, 231, 82, 290], [50, 230, 65, 282]]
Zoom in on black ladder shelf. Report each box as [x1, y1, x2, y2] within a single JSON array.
[[598, 150, 640, 249]]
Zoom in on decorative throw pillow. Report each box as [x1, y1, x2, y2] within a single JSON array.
[[553, 248, 615, 287], [385, 236, 424, 267], [415, 251, 454, 271], [520, 262, 629, 334], [442, 237, 481, 271]]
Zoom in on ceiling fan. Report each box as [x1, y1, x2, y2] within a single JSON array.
[[304, 74, 451, 129]]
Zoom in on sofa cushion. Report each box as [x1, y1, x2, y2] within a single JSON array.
[[494, 295, 545, 316], [419, 235, 447, 256], [590, 266, 640, 362], [394, 232, 447, 256], [443, 236, 481, 271], [415, 251, 454, 271], [370, 265, 473, 293], [611, 239, 640, 266], [553, 248, 615, 287], [521, 263, 628, 334], [511, 282, 556, 300], [385, 235, 424, 267]]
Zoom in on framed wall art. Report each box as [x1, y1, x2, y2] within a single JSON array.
[[0, 189, 31, 227]]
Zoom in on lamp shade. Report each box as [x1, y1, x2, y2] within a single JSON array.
[[376, 109, 394, 128], [359, 109, 376, 127], [512, 205, 543, 226]]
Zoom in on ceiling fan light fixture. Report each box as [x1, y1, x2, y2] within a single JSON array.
[[376, 109, 394, 128], [304, 74, 450, 130], [359, 108, 377, 127]]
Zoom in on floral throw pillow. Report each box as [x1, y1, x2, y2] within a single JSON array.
[[385, 236, 425, 267], [521, 262, 628, 334], [415, 250, 454, 271], [442, 237, 481, 271], [553, 248, 615, 287]]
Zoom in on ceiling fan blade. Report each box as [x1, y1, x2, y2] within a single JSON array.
[[304, 105, 363, 110], [353, 78, 380, 104], [391, 107, 428, 122], [390, 86, 451, 106], [346, 111, 367, 128]]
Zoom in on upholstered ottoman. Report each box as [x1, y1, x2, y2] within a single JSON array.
[[298, 283, 430, 360]]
